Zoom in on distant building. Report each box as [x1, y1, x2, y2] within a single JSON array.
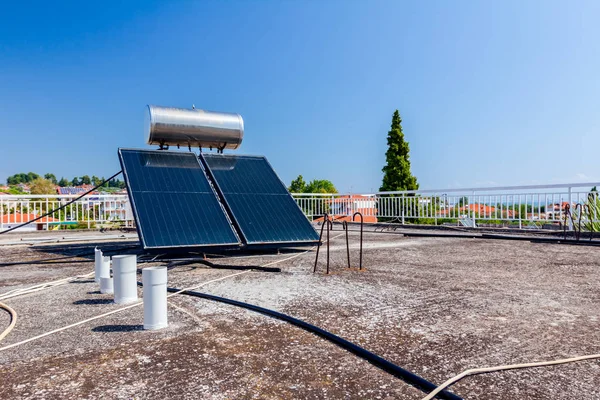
[[314, 195, 378, 223], [17, 183, 30, 193], [57, 185, 100, 195], [0, 213, 58, 231], [545, 202, 570, 220], [438, 203, 515, 218]]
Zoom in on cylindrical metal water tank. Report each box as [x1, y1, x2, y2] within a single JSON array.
[[145, 105, 244, 150]]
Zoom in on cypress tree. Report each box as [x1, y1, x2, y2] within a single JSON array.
[[380, 110, 418, 192]]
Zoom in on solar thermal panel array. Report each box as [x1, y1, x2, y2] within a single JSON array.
[[119, 148, 318, 251], [118, 149, 240, 250], [201, 154, 320, 245]]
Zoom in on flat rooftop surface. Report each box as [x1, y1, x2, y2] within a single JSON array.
[[0, 227, 599, 399]]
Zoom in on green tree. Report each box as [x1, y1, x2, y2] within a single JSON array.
[[80, 175, 91, 185], [91, 176, 100, 186], [583, 186, 600, 232], [71, 177, 80, 186], [288, 175, 307, 193], [44, 173, 57, 184], [29, 178, 57, 195], [58, 177, 69, 187], [6, 172, 40, 185], [380, 110, 418, 192], [305, 179, 337, 194], [27, 172, 40, 182]]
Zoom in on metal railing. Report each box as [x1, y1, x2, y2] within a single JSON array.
[[0, 194, 134, 231], [2, 182, 599, 232], [292, 182, 600, 230]]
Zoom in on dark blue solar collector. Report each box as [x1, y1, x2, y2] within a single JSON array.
[[201, 154, 319, 246], [118, 149, 240, 250]]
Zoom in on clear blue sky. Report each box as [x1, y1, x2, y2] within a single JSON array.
[[1, 1, 599, 192]]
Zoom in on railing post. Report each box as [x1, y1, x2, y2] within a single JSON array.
[[519, 194, 522, 229], [434, 193, 438, 226], [472, 190, 476, 227], [401, 194, 405, 224], [567, 186, 573, 231]]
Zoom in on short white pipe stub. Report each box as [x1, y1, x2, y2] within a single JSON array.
[[112, 255, 138, 304], [142, 266, 168, 330], [99, 256, 111, 280], [100, 277, 114, 294], [94, 248, 102, 283]]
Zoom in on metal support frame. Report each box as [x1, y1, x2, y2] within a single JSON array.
[[314, 214, 333, 274], [342, 221, 350, 268], [352, 212, 364, 270], [563, 203, 584, 242], [563, 204, 572, 240], [583, 204, 593, 241], [575, 203, 583, 241]]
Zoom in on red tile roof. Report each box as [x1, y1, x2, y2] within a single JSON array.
[[459, 204, 496, 214], [327, 195, 374, 203], [1, 213, 58, 224], [314, 214, 378, 223]]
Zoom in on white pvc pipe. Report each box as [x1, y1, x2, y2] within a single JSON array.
[[99, 256, 110, 281], [94, 248, 102, 283], [100, 277, 114, 294], [142, 266, 168, 330], [112, 255, 138, 304]]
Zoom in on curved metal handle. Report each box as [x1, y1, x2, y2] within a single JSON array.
[[352, 212, 364, 270], [314, 214, 333, 274], [343, 221, 350, 268]]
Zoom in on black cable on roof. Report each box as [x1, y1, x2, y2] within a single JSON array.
[[164, 285, 463, 400]]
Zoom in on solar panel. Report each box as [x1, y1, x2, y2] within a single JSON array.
[[118, 149, 240, 250], [201, 154, 319, 246]]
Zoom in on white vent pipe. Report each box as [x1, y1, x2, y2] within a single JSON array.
[[100, 277, 114, 294], [95, 249, 111, 283], [100, 256, 110, 279], [112, 255, 138, 304], [142, 266, 168, 330], [94, 248, 102, 283]]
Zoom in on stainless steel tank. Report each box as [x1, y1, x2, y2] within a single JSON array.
[[145, 105, 244, 150]]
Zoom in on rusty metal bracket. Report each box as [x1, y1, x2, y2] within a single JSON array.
[[342, 221, 350, 268], [314, 215, 333, 274], [563, 204, 572, 240], [563, 203, 584, 242], [352, 212, 364, 270], [574, 203, 583, 241]]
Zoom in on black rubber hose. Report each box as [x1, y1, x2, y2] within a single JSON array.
[[166, 285, 463, 400], [137, 257, 281, 273]]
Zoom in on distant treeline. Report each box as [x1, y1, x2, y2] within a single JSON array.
[[6, 172, 125, 189]]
